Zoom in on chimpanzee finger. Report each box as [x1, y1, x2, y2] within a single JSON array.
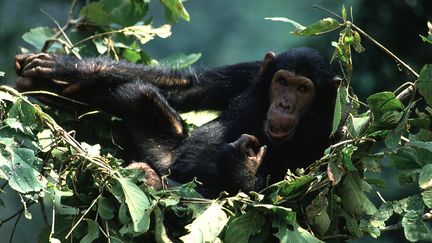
[[14, 53, 34, 75], [22, 53, 52, 68], [22, 66, 55, 78], [241, 134, 260, 149], [255, 145, 267, 165], [22, 57, 55, 75]]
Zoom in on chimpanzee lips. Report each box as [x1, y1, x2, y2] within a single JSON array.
[[267, 121, 294, 141]]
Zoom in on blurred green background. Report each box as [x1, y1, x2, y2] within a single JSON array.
[[1, 0, 430, 100], [0, 0, 430, 242]]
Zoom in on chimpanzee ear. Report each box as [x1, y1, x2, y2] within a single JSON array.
[[331, 76, 343, 104], [260, 51, 276, 73], [333, 76, 342, 90]]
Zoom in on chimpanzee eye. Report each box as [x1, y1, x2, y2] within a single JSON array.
[[297, 85, 307, 93], [278, 78, 288, 86]]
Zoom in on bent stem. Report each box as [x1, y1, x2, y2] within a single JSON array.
[[349, 22, 419, 78], [313, 5, 420, 79]]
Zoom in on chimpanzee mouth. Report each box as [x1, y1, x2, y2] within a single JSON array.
[[266, 122, 294, 142]]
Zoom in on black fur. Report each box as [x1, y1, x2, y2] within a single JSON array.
[[15, 47, 337, 197]]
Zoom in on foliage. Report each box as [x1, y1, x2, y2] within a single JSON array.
[[1, 2, 432, 242]]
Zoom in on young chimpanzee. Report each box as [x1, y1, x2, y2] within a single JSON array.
[[14, 48, 339, 196]]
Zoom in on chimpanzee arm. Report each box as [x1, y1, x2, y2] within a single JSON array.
[[15, 53, 261, 111]]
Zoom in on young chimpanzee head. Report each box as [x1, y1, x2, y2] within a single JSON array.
[[260, 48, 339, 144]]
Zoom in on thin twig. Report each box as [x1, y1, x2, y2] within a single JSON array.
[[0, 201, 35, 225], [376, 191, 387, 204], [350, 22, 419, 78], [49, 197, 57, 241], [381, 223, 402, 232], [65, 194, 101, 239], [313, 5, 419, 79], [9, 212, 23, 243], [40, 0, 83, 53], [68, 0, 78, 21], [73, 30, 120, 47], [313, 5, 343, 20], [320, 234, 350, 240], [21, 90, 89, 106]]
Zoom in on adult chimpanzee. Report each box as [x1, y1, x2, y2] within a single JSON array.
[[14, 48, 339, 196]]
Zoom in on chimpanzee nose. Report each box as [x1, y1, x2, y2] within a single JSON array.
[[279, 100, 294, 112]]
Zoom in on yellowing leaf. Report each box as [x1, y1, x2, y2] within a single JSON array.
[[122, 25, 172, 44]]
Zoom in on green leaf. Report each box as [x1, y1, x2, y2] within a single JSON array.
[[370, 201, 394, 226], [111, 0, 149, 26], [410, 129, 432, 142], [419, 164, 432, 190], [420, 34, 432, 45], [352, 31, 365, 53], [408, 141, 432, 153], [341, 209, 364, 238], [22, 27, 55, 50], [296, 18, 341, 36], [7, 99, 42, 134], [160, 0, 190, 23], [367, 92, 404, 123], [402, 195, 432, 241], [0, 146, 47, 193], [154, 207, 171, 243], [224, 209, 266, 243], [254, 204, 296, 222], [306, 189, 330, 235], [80, 219, 100, 243], [180, 203, 228, 243], [93, 39, 108, 55], [331, 85, 343, 135], [264, 17, 306, 32], [116, 176, 151, 233], [422, 189, 432, 208], [365, 177, 386, 188], [98, 197, 115, 220], [80, 2, 111, 26], [390, 145, 432, 170], [397, 169, 421, 185], [331, 40, 349, 65], [0, 71, 4, 77], [272, 215, 323, 243], [361, 158, 381, 172], [348, 115, 370, 137], [262, 176, 315, 203], [341, 5, 347, 22], [332, 83, 349, 136], [416, 64, 432, 106], [327, 157, 344, 185], [341, 172, 377, 216], [159, 53, 202, 69], [385, 102, 412, 149], [341, 145, 357, 171]]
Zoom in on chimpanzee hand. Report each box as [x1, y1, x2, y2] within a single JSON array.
[[16, 53, 58, 78], [127, 162, 163, 190], [229, 134, 267, 177], [15, 53, 84, 95], [15, 53, 76, 93]]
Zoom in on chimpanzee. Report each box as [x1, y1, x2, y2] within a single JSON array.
[[14, 48, 339, 196]]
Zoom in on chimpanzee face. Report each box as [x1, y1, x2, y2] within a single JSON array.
[[265, 70, 315, 144]]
